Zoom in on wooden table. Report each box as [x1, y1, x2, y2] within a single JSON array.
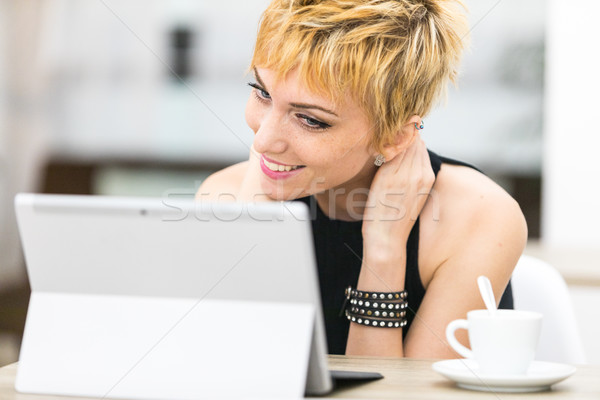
[[0, 356, 598, 399], [326, 356, 599, 399]]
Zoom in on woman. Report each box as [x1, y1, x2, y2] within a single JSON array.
[[197, 0, 527, 358]]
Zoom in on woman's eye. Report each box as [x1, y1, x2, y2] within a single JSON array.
[[247, 82, 271, 101], [257, 88, 271, 100], [298, 114, 331, 130]]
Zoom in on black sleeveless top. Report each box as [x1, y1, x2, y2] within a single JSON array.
[[296, 150, 513, 355]]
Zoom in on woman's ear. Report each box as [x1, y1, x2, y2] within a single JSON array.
[[380, 115, 423, 162]]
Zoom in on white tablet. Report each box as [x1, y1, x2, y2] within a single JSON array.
[[15, 193, 333, 399]]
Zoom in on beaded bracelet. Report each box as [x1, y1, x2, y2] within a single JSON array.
[[341, 286, 409, 327], [349, 298, 407, 310], [349, 306, 407, 319], [345, 310, 408, 328], [345, 286, 407, 301]]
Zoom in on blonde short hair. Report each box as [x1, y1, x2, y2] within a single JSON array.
[[250, 0, 469, 151]]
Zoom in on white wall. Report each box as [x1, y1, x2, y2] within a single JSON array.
[[543, 0, 600, 365], [543, 0, 600, 247]]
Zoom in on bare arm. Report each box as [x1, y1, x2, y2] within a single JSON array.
[[195, 161, 247, 202], [404, 180, 527, 358], [195, 145, 271, 202], [346, 143, 527, 358]]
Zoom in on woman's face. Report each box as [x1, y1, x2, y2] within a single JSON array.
[[245, 67, 378, 201]]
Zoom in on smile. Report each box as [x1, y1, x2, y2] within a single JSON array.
[[260, 155, 305, 180], [263, 158, 303, 172]]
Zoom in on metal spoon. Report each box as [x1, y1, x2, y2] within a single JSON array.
[[477, 275, 497, 316]]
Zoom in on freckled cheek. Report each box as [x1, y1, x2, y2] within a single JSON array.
[[244, 98, 261, 134]]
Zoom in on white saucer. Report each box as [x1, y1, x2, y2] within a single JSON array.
[[432, 359, 577, 393]]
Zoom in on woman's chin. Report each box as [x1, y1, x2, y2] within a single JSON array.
[[264, 190, 301, 202], [259, 180, 306, 201]]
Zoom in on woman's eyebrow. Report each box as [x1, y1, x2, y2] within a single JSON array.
[[254, 68, 339, 118], [289, 102, 339, 117], [254, 68, 269, 91]]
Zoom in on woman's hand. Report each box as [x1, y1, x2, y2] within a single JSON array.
[[347, 136, 434, 356], [360, 136, 435, 283]]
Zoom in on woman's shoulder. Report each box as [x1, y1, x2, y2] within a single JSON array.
[[435, 163, 518, 214], [419, 162, 528, 286], [195, 161, 248, 201]]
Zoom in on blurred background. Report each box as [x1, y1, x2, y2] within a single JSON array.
[[1, 0, 599, 366]]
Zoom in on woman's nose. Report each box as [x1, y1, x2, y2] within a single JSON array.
[[252, 111, 288, 155]]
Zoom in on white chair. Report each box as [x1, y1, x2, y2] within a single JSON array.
[[511, 254, 586, 364]]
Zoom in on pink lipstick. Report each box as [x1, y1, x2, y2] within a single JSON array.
[[260, 155, 305, 180]]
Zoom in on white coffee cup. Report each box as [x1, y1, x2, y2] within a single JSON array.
[[446, 309, 542, 375]]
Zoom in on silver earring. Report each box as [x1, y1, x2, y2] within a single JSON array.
[[374, 154, 385, 166]]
